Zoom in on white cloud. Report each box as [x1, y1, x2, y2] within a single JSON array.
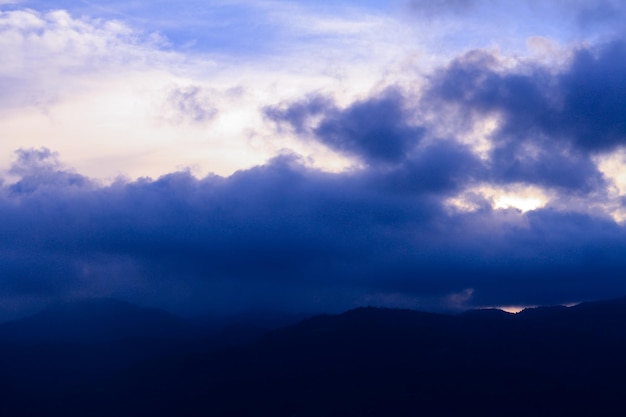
[[0, 4, 424, 180], [2, 1, 620, 183]]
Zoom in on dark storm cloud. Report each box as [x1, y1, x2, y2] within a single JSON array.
[[557, 42, 626, 151], [430, 208, 626, 307], [267, 40, 626, 194], [1, 144, 626, 317], [0, 150, 437, 313], [265, 89, 424, 165], [487, 140, 605, 193], [372, 139, 483, 195], [266, 90, 483, 194], [421, 41, 626, 192], [4, 38, 626, 317], [427, 41, 626, 152]]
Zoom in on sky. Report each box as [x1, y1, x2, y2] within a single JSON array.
[[2, 0, 626, 320]]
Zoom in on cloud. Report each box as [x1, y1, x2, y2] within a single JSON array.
[[0, 6, 177, 132], [414, 41, 626, 194], [265, 89, 483, 195], [265, 44, 613, 195], [0, 145, 625, 318], [406, 0, 626, 27], [264, 94, 334, 135], [265, 89, 425, 165], [372, 139, 483, 195], [3, 3, 626, 319], [160, 85, 218, 126], [8, 148, 92, 193], [406, 0, 478, 17], [556, 42, 626, 150], [0, 9, 160, 78], [313, 90, 425, 165], [0, 4, 419, 180], [427, 41, 626, 153]]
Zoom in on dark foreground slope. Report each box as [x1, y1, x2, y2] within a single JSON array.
[[0, 299, 296, 416], [75, 298, 626, 416], [5, 297, 626, 416]]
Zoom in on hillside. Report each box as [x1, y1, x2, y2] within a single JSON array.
[[4, 297, 626, 416]]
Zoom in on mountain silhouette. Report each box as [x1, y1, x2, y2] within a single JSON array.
[[0, 298, 200, 345], [4, 297, 626, 416], [0, 298, 263, 416]]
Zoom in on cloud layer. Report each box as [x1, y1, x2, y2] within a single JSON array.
[[3, 69, 626, 316], [3, 1, 626, 319]]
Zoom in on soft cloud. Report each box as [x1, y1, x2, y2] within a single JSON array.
[[0, 9, 159, 79], [160, 85, 218, 126], [8, 147, 91, 193], [0, 4, 420, 179], [407, 0, 477, 17]]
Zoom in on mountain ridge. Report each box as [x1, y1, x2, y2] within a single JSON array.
[[4, 296, 626, 416]]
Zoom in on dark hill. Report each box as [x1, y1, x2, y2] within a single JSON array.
[[0, 298, 255, 416], [6, 297, 626, 416], [63, 298, 626, 417], [0, 298, 200, 345]]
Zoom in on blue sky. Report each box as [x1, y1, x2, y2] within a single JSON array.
[[2, 0, 626, 319]]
